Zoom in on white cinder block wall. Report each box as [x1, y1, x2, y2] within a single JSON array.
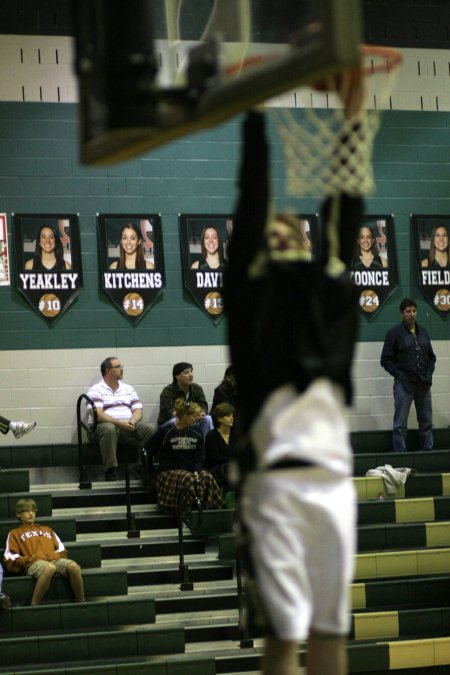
[[0, 38, 448, 446], [0, 342, 448, 447]]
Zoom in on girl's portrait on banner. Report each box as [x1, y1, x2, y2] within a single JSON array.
[[179, 213, 318, 323], [190, 223, 228, 271], [350, 215, 398, 320], [0, 213, 10, 287], [412, 214, 450, 318], [179, 214, 233, 323], [13, 213, 82, 325], [97, 214, 165, 324], [23, 222, 72, 271]]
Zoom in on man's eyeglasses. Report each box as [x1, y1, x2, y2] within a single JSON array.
[[110, 364, 123, 369]]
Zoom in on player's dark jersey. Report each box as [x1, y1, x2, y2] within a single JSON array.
[[225, 112, 361, 440]]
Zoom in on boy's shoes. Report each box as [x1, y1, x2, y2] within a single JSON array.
[[105, 467, 119, 481], [12, 421, 36, 439], [0, 593, 11, 610]]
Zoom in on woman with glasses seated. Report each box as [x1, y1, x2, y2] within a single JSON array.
[[147, 398, 224, 512]]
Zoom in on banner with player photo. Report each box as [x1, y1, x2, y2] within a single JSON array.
[[0, 213, 10, 286], [411, 214, 450, 319], [179, 214, 233, 323], [179, 213, 319, 323], [14, 213, 82, 325], [97, 214, 165, 325], [350, 215, 398, 320]]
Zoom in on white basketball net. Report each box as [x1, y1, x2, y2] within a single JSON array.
[[274, 107, 380, 198], [271, 51, 402, 199]]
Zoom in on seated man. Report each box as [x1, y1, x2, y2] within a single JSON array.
[[87, 356, 154, 481], [157, 362, 213, 437]]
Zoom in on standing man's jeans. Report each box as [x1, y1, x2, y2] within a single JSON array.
[[392, 380, 433, 452]]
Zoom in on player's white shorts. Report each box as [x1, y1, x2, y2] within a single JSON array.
[[240, 466, 356, 642]]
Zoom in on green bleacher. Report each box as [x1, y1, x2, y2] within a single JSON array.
[[1, 431, 450, 674]]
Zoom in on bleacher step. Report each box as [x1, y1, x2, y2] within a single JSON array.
[[51, 487, 151, 509], [3, 569, 128, 604], [75, 511, 177, 534], [0, 625, 185, 671], [2, 445, 450, 674], [352, 574, 450, 611], [128, 563, 234, 587], [354, 472, 450, 500], [0, 596, 156, 634], [101, 537, 206, 559]]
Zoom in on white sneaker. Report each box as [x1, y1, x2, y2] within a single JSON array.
[[12, 421, 36, 439]]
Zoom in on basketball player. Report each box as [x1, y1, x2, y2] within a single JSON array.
[[225, 107, 362, 675]]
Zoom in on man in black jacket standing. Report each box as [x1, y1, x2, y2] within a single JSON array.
[[381, 298, 436, 452]]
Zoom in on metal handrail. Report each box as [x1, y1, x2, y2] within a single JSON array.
[[175, 484, 204, 591], [76, 393, 97, 489]]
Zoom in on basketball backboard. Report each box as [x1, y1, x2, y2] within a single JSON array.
[[72, 0, 363, 165]]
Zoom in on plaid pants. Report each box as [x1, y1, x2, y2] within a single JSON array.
[[156, 469, 224, 510]]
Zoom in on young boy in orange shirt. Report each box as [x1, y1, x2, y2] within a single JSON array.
[[4, 498, 84, 606]]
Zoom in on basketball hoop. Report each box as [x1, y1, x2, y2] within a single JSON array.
[[360, 45, 403, 75], [270, 44, 403, 199]]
